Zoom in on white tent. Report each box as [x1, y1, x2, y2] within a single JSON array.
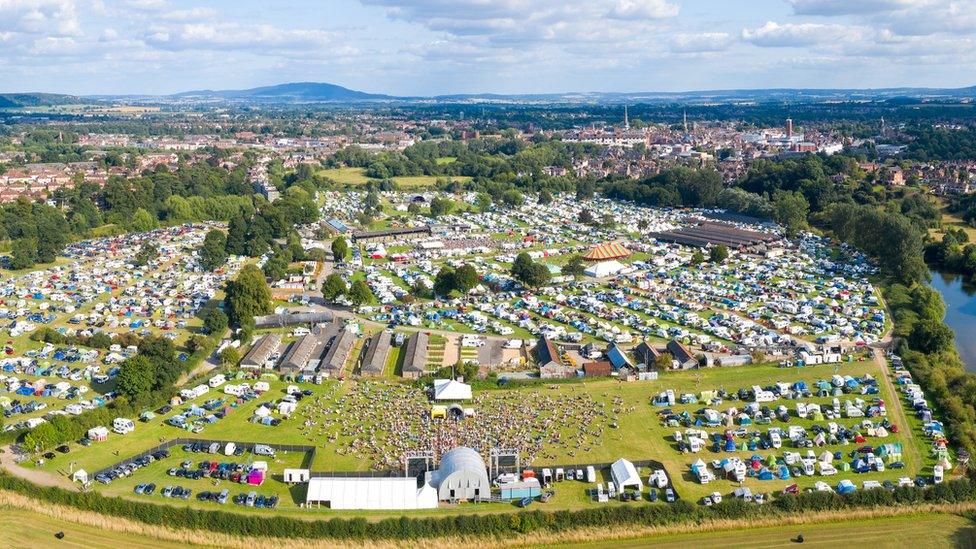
[[72, 469, 88, 483], [305, 477, 438, 510], [584, 260, 626, 278], [433, 379, 472, 401], [610, 458, 643, 491]]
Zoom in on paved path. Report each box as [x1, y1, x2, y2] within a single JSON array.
[[0, 445, 75, 490]]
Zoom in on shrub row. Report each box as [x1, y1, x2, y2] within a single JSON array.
[[0, 473, 972, 540]]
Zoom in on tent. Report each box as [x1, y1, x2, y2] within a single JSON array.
[[837, 479, 856, 494], [610, 458, 643, 491], [432, 379, 473, 401], [584, 260, 626, 278], [72, 469, 88, 483]]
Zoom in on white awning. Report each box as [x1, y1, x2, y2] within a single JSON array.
[[433, 379, 472, 401], [305, 477, 438, 510]]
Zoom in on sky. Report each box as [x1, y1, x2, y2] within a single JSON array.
[[1, 0, 975, 96]]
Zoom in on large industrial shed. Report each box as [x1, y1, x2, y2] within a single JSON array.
[[240, 334, 281, 369], [427, 447, 491, 501], [401, 332, 429, 379], [304, 477, 438, 510], [360, 331, 391, 376]]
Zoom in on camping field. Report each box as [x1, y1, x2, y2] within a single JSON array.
[[21, 348, 937, 518]]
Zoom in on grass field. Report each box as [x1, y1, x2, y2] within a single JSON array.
[[2, 505, 190, 548], [555, 512, 976, 548], [317, 167, 471, 189], [22, 349, 935, 519]]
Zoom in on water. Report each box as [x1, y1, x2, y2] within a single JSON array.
[[928, 270, 976, 373]]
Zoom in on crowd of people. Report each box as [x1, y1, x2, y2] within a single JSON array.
[[293, 380, 614, 471]]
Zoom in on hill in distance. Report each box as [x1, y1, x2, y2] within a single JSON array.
[[171, 81, 394, 102]]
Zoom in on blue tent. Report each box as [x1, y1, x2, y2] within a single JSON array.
[[778, 465, 791, 480], [724, 439, 737, 452], [758, 468, 774, 481], [837, 480, 856, 494]]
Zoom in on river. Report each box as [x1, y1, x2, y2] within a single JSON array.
[[928, 270, 976, 373]]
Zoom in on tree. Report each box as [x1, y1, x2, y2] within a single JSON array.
[[538, 189, 553, 204], [220, 346, 240, 367], [138, 335, 178, 389], [411, 279, 433, 299], [691, 250, 706, 265], [133, 242, 158, 267], [710, 244, 729, 263], [116, 355, 155, 399], [501, 189, 524, 208], [454, 264, 480, 292], [407, 202, 422, 215], [909, 319, 955, 354], [199, 229, 228, 270], [33, 204, 69, 263], [654, 352, 673, 371], [434, 266, 456, 296], [130, 208, 157, 233], [429, 197, 453, 217], [224, 264, 272, 327], [263, 253, 289, 281], [475, 193, 493, 212], [772, 190, 810, 236], [579, 209, 596, 225], [348, 279, 373, 306], [511, 252, 550, 287], [204, 308, 229, 336], [562, 255, 587, 277], [331, 237, 349, 263], [9, 237, 37, 270], [321, 273, 347, 301], [225, 214, 249, 256]]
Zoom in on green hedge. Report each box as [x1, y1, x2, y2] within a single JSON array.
[[0, 473, 972, 540]]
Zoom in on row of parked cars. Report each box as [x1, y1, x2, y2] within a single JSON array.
[[95, 449, 170, 484], [232, 491, 279, 508]]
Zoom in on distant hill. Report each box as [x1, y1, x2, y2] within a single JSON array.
[[0, 93, 94, 108], [172, 81, 393, 102]]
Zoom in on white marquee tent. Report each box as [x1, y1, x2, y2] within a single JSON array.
[[433, 379, 472, 401], [305, 477, 438, 510], [610, 458, 643, 491]]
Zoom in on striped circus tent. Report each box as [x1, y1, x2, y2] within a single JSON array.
[[582, 241, 632, 261]]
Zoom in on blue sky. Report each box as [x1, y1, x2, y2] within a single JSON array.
[[1, 0, 974, 95]]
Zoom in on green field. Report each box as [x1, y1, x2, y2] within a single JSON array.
[[555, 513, 976, 548], [317, 167, 471, 188], [1, 505, 191, 548], [22, 350, 935, 519]]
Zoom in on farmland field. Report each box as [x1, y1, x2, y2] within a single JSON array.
[[555, 512, 976, 548]]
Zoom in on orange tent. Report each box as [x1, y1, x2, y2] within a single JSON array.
[[582, 241, 632, 261]]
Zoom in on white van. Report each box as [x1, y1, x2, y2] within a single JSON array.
[[224, 442, 236, 456], [586, 465, 596, 483]]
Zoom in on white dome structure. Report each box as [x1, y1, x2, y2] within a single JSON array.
[[430, 447, 491, 502]]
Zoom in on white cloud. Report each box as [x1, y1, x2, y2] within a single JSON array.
[[742, 21, 868, 47], [608, 0, 680, 20], [670, 32, 734, 53]]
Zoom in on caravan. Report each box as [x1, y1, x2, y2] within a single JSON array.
[[112, 417, 134, 435]]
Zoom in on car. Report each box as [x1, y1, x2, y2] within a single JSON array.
[[42, 452, 56, 460], [145, 483, 156, 495], [575, 469, 584, 480], [218, 489, 229, 504], [255, 495, 266, 508], [517, 497, 533, 508], [198, 491, 211, 501], [134, 484, 146, 494], [754, 493, 766, 505], [702, 496, 713, 506], [710, 492, 723, 504], [55, 445, 70, 454], [245, 491, 257, 507], [233, 494, 246, 505], [648, 489, 658, 502], [181, 460, 192, 468], [665, 488, 676, 503], [161, 486, 173, 497], [889, 461, 906, 469], [267, 495, 279, 509], [253, 444, 276, 457]]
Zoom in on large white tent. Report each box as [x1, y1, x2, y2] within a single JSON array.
[[584, 260, 626, 278], [433, 379, 472, 401], [305, 477, 438, 510], [610, 458, 643, 491]]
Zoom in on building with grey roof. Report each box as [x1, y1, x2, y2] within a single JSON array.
[[361, 331, 391, 376], [240, 333, 281, 369], [401, 332, 429, 380], [321, 329, 357, 376]]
